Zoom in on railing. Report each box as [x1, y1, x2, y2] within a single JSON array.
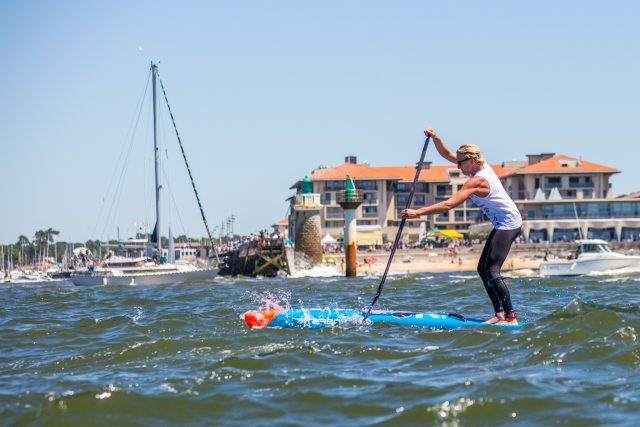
[[295, 193, 321, 206], [358, 184, 378, 191], [324, 184, 344, 191], [569, 182, 594, 188], [325, 211, 344, 219], [336, 189, 363, 204], [362, 198, 378, 205], [541, 213, 638, 220], [362, 211, 379, 218]]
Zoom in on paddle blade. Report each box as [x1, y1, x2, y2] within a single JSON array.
[[244, 309, 278, 328]]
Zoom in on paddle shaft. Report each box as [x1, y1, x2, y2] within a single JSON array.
[[363, 136, 431, 320]]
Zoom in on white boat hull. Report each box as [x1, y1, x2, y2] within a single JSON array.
[[539, 254, 640, 277], [70, 267, 218, 286]]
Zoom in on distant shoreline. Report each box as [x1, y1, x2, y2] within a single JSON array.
[[320, 241, 640, 275]]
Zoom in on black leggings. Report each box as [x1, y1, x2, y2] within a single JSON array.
[[477, 227, 521, 315]]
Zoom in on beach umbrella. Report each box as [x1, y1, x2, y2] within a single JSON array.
[[441, 229, 464, 239]]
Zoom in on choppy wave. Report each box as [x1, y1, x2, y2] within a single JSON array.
[[1, 275, 639, 425], [585, 265, 640, 277]]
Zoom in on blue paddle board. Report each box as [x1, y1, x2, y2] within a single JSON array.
[[244, 308, 524, 330]]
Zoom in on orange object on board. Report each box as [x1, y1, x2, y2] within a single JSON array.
[[244, 310, 278, 328]]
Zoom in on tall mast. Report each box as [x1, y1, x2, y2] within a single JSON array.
[[152, 62, 162, 262]]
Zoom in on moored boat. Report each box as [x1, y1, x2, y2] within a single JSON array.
[[71, 63, 220, 285], [539, 239, 640, 277]]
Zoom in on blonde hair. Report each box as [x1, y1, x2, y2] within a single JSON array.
[[456, 144, 485, 165]]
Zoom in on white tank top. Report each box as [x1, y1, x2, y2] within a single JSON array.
[[469, 163, 522, 230]]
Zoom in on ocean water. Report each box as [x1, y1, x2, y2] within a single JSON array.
[[1, 272, 639, 426]]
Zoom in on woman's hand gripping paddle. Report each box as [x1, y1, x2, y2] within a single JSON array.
[[362, 136, 431, 321]]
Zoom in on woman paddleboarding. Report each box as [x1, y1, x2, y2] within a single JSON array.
[[402, 128, 522, 324]]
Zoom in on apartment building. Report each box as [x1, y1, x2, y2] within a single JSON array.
[[290, 154, 639, 242]]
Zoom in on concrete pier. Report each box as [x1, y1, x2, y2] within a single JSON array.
[[337, 176, 362, 277]]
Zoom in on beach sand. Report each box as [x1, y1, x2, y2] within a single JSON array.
[[325, 249, 542, 276]]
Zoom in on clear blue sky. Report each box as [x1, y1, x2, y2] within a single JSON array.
[[1, 1, 638, 243]]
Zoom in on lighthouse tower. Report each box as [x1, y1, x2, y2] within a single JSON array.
[[292, 176, 323, 268], [337, 176, 363, 277]]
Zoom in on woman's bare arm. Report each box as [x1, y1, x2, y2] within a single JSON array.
[[425, 128, 457, 164], [402, 176, 489, 218]]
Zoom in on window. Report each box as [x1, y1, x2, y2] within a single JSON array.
[[436, 185, 452, 196], [362, 206, 378, 217], [397, 195, 408, 205], [467, 210, 483, 221], [325, 181, 344, 191], [569, 176, 593, 188], [416, 183, 429, 193], [363, 192, 377, 201], [359, 180, 377, 190], [396, 182, 410, 192], [413, 195, 426, 206], [436, 212, 449, 221], [545, 177, 561, 187], [326, 207, 343, 218], [612, 202, 639, 217], [454, 210, 464, 220]]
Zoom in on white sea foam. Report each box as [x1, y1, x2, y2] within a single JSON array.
[[586, 265, 640, 277], [289, 263, 342, 278], [504, 269, 538, 278]]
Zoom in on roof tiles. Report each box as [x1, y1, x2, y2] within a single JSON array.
[[306, 154, 616, 184]]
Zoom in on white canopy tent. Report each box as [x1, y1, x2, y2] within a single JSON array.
[[321, 234, 338, 245]]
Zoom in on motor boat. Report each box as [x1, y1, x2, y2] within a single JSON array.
[[539, 239, 640, 277]]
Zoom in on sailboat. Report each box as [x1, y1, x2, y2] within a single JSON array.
[[71, 63, 219, 286]]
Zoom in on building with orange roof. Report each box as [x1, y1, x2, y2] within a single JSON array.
[[290, 154, 640, 243], [272, 217, 289, 239], [502, 154, 619, 201]]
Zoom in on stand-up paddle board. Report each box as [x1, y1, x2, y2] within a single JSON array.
[[244, 308, 524, 330]]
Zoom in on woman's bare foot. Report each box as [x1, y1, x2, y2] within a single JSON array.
[[496, 318, 518, 325], [484, 314, 505, 324]]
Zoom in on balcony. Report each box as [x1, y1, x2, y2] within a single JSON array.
[[325, 211, 344, 219], [362, 211, 378, 218], [324, 184, 344, 191], [359, 184, 378, 191], [336, 189, 363, 205], [294, 193, 321, 207], [569, 182, 594, 188]]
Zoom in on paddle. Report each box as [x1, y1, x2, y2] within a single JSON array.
[[363, 135, 431, 321]]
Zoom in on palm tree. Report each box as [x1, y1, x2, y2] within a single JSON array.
[[45, 228, 60, 243], [33, 230, 43, 267], [45, 228, 59, 262], [16, 235, 29, 266]]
